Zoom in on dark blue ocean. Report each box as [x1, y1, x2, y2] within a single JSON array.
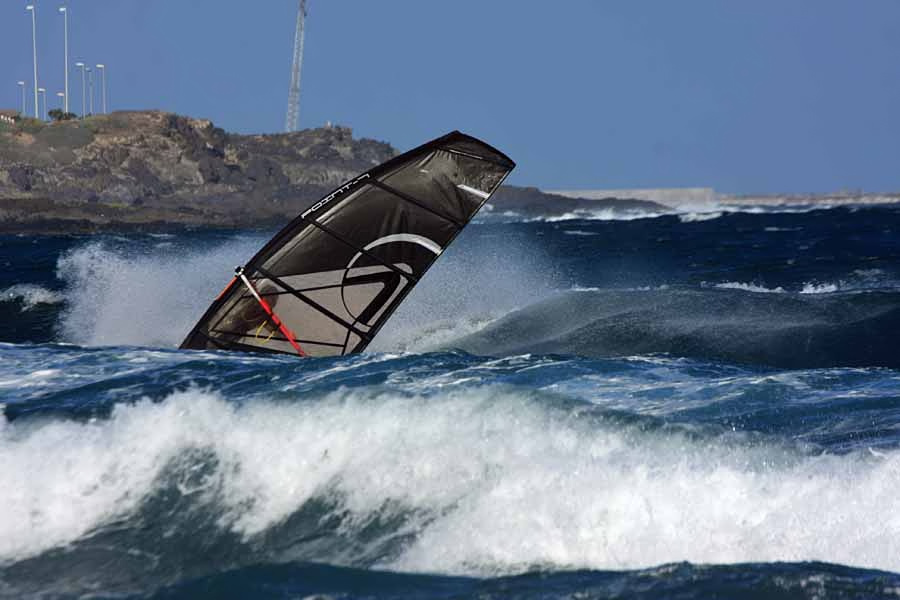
[[2, 204, 900, 599]]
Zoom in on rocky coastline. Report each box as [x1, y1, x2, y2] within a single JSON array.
[[0, 110, 664, 234]]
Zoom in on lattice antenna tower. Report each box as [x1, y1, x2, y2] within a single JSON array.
[[285, 0, 308, 132]]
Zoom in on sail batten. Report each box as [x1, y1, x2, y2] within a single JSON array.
[[180, 131, 515, 357], [369, 179, 466, 227]]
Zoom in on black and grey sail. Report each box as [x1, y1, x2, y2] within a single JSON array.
[[180, 131, 515, 357]]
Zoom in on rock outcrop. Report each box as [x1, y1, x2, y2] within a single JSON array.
[[0, 111, 666, 233], [0, 111, 395, 231]]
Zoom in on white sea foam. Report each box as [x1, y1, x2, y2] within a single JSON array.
[[2, 388, 900, 575], [705, 276, 900, 295], [678, 211, 723, 223], [541, 209, 665, 222], [479, 208, 666, 223], [710, 282, 786, 294], [800, 282, 841, 294], [1, 284, 64, 310], [795, 271, 898, 294]]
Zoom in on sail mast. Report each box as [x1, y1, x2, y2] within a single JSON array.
[[285, 0, 308, 133]]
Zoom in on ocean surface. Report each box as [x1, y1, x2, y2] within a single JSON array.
[[2, 204, 900, 599]]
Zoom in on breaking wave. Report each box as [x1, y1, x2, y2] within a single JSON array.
[[541, 208, 665, 222], [0, 285, 64, 311], [2, 386, 900, 582], [705, 271, 899, 296], [800, 282, 841, 294]]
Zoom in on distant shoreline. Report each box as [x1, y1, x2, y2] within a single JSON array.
[[719, 194, 900, 207], [547, 188, 900, 209]]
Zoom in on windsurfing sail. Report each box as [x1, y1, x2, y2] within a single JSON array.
[[179, 131, 515, 357]]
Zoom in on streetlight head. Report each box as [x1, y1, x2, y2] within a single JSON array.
[[38, 87, 46, 93], [17, 81, 25, 86], [96, 64, 105, 69], [59, 6, 66, 12], [75, 62, 84, 67], [56, 92, 65, 97]]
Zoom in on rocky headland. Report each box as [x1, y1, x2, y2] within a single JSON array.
[[0, 110, 663, 233]]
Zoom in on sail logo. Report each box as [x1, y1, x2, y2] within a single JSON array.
[[340, 233, 442, 327], [302, 173, 371, 218]]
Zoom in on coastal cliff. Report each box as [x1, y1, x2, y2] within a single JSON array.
[[0, 110, 663, 233]]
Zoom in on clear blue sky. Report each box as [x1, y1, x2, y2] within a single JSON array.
[[2, 1, 899, 194]]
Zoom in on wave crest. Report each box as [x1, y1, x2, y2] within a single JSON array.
[[455, 288, 900, 368], [2, 387, 900, 578]]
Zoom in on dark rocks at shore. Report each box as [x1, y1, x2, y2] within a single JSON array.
[[488, 186, 665, 220], [0, 111, 665, 233]]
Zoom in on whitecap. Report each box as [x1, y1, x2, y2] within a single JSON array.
[[708, 281, 786, 294], [3, 387, 900, 577], [678, 211, 723, 223], [1, 284, 64, 310], [800, 282, 841, 294]]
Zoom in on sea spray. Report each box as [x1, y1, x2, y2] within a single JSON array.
[[56, 237, 266, 348], [52, 229, 557, 353], [2, 386, 900, 576]]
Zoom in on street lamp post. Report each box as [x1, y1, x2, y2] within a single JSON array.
[[56, 92, 65, 114], [26, 5, 38, 118], [87, 68, 93, 116], [75, 62, 86, 117], [38, 87, 47, 121], [59, 7, 69, 114], [17, 81, 26, 116], [96, 64, 107, 114]]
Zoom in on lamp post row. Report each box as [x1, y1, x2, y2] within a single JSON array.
[[18, 4, 108, 120]]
